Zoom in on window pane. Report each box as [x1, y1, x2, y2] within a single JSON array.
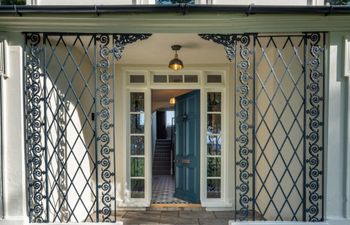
[[207, 135, 221, 155], [169, 75, 183, 83], [130, 92, 144, 112], [153, 75, 167, 83], [207, 179, 221, 198], [131, 179, 144, 198], [207, 114, 221, 134], [207, 158, 221, 177], [131, 158, 144, 177], [207, 92, 221, 112], [131, 136, 144, 155], [184, 75, 198, 83], [207, 75, 222, 83], [130, 75, 145, 83], [130, 114, 145, 134]]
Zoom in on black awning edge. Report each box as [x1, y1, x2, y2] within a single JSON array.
[[0, 4, 350, 16]]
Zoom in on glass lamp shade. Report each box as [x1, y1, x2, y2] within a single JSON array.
[[168, 57, 184, 71], [169, 97, 176, 105]]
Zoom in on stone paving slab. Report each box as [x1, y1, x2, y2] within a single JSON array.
[[116, 209, 234, 225]]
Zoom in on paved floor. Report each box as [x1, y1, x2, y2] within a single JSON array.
[[152, 175, 188, 204], [116, 210, 235, 225]]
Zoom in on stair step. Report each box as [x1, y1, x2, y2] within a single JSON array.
[[156, 139, 171, 142]]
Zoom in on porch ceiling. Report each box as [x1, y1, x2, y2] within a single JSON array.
[[119, 33, 229, 65]]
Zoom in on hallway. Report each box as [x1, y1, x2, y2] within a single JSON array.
[[152, 175, 188, 204]]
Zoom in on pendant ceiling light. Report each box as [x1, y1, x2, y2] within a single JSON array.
[[168, 45, 184, 71]]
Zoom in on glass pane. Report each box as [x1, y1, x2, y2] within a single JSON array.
[[130, 75, 145, 83], [131, 158, 144, 177], [169, 75, 183, 83], [207, 179, 221, 198], [131, 179, 145, 198], [131, 136, 144, 155], [207, 92, 221, 112], [207, 158, 221, 177], [207, 135, 221, 155], [153, 75, 167, 83], [207, 75, 222, 83], [130, 92, 144, 112], [130, 114, 144, 134], [207, 114, 221, 134], [184, 75, 198, 83]]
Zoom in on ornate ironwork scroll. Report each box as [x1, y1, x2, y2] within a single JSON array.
[[305, 33, 325, 222], [24, 33, 151, 223], [95, 33, 151, 222], [198, 34, 237, 61], [95, 34, 116, 222], [112, 34, 152, 61], [200, 32, 325, 222], [234, 34, 255, 221], [24, 33, 47, 223], [199, 33, 255, 221]]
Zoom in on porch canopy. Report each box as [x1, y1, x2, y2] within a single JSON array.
[[0, 5, 350, 33]]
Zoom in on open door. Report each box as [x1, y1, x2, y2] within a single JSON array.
[[174, 90, 200, 203]]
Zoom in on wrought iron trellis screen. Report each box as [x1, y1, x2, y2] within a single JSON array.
[[24, 33, 150, 223], [200, 33, 325, 222]]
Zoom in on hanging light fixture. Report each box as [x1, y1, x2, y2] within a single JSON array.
[[169, 97, 176, 105], [168, 45, 184, 71]]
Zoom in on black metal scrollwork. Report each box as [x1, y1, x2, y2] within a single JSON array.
[[235, 34, 254, 221], [96, 33, 152, 222], [96, 34, 114, 222], [25, 33, 47, 223], [112, 34, 152, 60], [305, 32, 324, 222]]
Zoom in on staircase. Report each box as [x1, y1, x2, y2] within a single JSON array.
[[153, 139, 172, 175]]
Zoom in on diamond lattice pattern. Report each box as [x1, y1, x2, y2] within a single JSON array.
[[45, 35, 97, 222], [254, 36, 305, 221]]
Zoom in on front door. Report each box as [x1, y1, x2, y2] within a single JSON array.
[[174, 90, 200, 203]]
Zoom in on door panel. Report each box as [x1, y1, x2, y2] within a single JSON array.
[[174, 90, 200, 203]]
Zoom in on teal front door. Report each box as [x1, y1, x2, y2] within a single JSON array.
[[174, 90, 200, 203]]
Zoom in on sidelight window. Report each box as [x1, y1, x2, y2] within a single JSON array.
[[129, 92, 146, 198], [206, 92, 222, 198]]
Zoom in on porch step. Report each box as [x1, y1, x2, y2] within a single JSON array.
[[153, 139, 172, 175]]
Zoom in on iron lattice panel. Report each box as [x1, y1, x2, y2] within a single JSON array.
[[24, 33, 151, 223], [199, 33, 325, 222]]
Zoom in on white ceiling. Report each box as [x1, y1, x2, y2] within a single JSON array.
[[118, 33, 230, 65]]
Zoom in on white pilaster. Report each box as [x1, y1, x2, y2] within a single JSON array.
[[1, 32, 27, 223]]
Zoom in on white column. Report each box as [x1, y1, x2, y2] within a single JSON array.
[[344, 36, 350, 220], [1, 32, 27, 224], [326, 32, 350, 225]]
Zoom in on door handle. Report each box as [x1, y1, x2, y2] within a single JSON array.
[[182, 159, 190, 164]]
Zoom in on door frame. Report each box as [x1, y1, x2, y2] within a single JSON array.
[[122, 65, 230, 208]]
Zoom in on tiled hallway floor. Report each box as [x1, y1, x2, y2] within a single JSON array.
[[152, 175, 189, 204], [116, 210, 235, 225]]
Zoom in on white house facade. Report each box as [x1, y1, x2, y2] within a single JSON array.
[[0, 1, 350, 225]]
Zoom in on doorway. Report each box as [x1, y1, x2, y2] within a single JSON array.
[[151, 89, 200, 204]]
